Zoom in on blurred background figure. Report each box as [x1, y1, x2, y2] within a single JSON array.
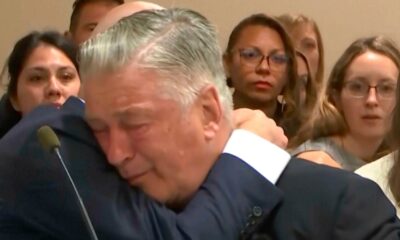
[[295, 50, 317, 117], [65, 0, 124, 45], [277, 13, 325, 93], [223, 13, 301, 139], [0, 30, 80, 138], [291, 36, 400, 171]]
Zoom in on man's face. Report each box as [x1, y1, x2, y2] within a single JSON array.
[[70, 1, 119, 45], [83, 63, 216, 207]]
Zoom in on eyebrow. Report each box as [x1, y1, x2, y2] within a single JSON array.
[[113, 106, 153, 121], [86, 104, 153, 124]]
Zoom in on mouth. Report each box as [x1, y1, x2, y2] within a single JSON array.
[[253, 81, 273, 90], [362, 114, 381, 120], [361, 115, 382, 121], [50, 102, 62, 109], [125, 170, 149, 185]]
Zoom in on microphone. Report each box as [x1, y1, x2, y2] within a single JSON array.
[[37, 125, 98, 240]]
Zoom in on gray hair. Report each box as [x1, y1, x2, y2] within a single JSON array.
[[79, 8, 233, 120]]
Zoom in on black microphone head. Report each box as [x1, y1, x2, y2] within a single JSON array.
[[37, 125, 61, 152]]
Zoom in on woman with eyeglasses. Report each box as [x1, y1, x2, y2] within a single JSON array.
[[290, 36, 399, 171], [223, 13, 301, 139], [356, 77, 400, 216]]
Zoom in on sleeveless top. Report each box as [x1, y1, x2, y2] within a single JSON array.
[[290, 137, 366, 171]]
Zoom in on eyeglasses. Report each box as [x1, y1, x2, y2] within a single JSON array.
[[342, 80, 397, 99], [237, 47, 288, 72]]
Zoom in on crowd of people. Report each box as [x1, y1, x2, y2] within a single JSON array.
[[1, 0, 400, 239]]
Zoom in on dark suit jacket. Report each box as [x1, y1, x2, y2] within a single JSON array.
[[244, 158, 400, 240], [0, 97, 278, 240]]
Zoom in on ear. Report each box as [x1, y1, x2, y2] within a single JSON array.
[[197, 85, 222, 141]]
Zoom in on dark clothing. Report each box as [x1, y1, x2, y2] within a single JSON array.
[[0, 94, 21, 138], [0, 97, 399, 239], [0, 97, 277, 240], [246, 159, 400, 239]]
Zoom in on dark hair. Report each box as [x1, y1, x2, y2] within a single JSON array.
[[3, 30, 79, 97], [224, 13, 300, 138], [69, 0, 125, 32], [0, 30, 79, 138]]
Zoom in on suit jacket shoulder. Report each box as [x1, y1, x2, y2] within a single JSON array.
[[0, 97, 283, 240], [252, 158, 400, 240]]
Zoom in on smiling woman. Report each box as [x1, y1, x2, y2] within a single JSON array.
[[0, 30, 80, 138], [290, 36, 400, 171]]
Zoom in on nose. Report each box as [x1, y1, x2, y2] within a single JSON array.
[[105, 127, 135, 167], [46, 77, 62, 99], [255, 56, 271, 73], [365, 87, 379, 107]]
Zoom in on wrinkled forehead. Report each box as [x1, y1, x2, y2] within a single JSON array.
[[92, 1, 164, 36]]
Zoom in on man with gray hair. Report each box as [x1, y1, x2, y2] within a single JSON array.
[[81, 8, 400, 239]]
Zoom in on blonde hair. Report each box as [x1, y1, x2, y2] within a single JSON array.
[[277, 13, 324, 91]]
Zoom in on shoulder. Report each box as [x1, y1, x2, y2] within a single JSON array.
[[356, 152, 395, 179], [296, 150, 341, 168], [279, 158, 389, 198]]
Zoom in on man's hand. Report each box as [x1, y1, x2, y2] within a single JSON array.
[[233, 108, 288, 149]]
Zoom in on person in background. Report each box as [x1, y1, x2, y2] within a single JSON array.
[[0, 30, 80, 138], [65, 0, 124, 45], [0, 3, 290, 239], [223, 13, 301, 139], [80, 8, 400, 239], [291, 36, 399, 171], [295, 50, 318, 120], [356, 69, 400, 216], [277, 13, 325, 94]]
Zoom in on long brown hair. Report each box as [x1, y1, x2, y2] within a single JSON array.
[[291, 36, 400, 150], [389, 73, 400, 206]]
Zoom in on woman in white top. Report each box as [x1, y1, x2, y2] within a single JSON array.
[[356, 152, 399, 216]]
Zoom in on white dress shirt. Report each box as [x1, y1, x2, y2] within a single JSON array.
[[223, 129, 291, 184]]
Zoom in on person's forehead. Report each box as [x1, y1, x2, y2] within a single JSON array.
[[92, 1, 164, 35], [78, 1, 119, 26]]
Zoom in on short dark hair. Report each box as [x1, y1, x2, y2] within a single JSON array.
[[69, 0, 124, 32]]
